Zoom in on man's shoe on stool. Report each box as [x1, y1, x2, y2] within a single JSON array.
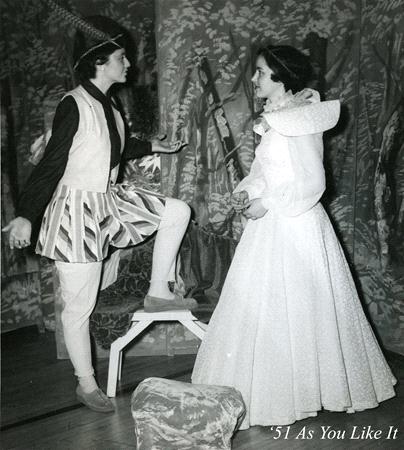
[[76, 385, 115, 413], [144, 293, 198, 313]]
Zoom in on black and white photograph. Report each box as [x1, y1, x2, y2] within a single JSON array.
[[1, 0, 403, 448]]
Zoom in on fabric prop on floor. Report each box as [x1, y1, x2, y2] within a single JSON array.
[[131, 377, 245, 450]]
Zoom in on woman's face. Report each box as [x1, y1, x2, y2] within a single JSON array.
[[101, 48, 130, 84], [251, 55, 285, 100]]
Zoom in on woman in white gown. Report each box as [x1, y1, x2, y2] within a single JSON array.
[[191, 44, 396, 430]]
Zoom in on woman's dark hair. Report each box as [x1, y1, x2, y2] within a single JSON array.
[[74, 39, 124, 81], [73, 15, 135, 82], [257, 45, 313, 93]]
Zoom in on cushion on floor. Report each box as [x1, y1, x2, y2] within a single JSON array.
[[131, 377, 245, 450]]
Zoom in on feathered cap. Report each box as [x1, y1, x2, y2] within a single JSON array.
[[73, 15, 129, 69], [45, 1, 130, 69]]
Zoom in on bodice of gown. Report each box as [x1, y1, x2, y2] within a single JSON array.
[[255, 130, 294, 196], [234, 90, 340, 217]]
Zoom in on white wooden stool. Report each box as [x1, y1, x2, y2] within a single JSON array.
[[107, 309, 207, 397]]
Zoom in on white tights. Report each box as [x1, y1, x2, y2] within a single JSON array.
[[55, 197, 190, 381], [148, 198, 190, 298]]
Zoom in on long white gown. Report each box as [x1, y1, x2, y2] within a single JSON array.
[[191, 90, 396, 430]]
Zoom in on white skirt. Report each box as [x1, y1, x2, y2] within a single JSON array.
[[192, 203, 396, 429]]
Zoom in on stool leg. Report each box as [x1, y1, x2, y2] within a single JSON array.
[[195, 320, 208, 332], [117, 351, 123, 380], [107, 320, 153, 397], [107, 343, 121, 397], [180, 319, 207, 340]]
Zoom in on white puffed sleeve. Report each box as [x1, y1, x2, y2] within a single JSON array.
[[233, 93, 340, 212], [260, 133, 326, 216], [259, 95, 340, 216], [232, 157, 266, 199]]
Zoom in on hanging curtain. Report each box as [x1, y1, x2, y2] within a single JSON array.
[[155, 0, 404, 354]]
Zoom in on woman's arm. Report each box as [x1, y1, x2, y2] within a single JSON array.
[[122, 135, 153, 160], [260, 133, 326, 216], [3, 96, 79, 249], [123, 135, 184, 160], [3, 96, 78, 248], [17, 96, 79, 225], [233, 157, 266, 199]]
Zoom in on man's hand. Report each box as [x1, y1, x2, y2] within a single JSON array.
[[151, 136, 186, 154], [2, 217, 32, 249], [243, 198, 268, 220]]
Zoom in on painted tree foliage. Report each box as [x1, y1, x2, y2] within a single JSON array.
[[156, 0, 403, 353], [2, 0, 403, 352]]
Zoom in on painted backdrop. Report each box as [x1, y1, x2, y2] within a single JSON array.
[[156, 0, 404, 354], [1, 0, 403, 354]]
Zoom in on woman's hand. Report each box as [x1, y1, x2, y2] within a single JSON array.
[[243, 198, 268, 220], [2, 217, 32, 249], [151, 137, 186, 154], [231, 190, 249, 212]]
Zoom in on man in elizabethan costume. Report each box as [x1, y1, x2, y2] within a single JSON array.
[[3, 11, 196, 412]]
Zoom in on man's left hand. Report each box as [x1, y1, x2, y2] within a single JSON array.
[[151, 137, 186, 153]]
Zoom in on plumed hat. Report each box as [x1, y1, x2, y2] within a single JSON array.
[[73, 15, 129, 69], [45, 1, 131, 69]]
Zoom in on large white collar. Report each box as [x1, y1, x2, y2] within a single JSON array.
[[254, 89, 340, 137]]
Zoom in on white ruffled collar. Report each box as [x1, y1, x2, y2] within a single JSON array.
[[263, 90, 295, 113], [254, 89, 321, 135]]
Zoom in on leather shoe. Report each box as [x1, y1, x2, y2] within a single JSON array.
[[144, 293, 198, 313], [76, 386, 115, 413]]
